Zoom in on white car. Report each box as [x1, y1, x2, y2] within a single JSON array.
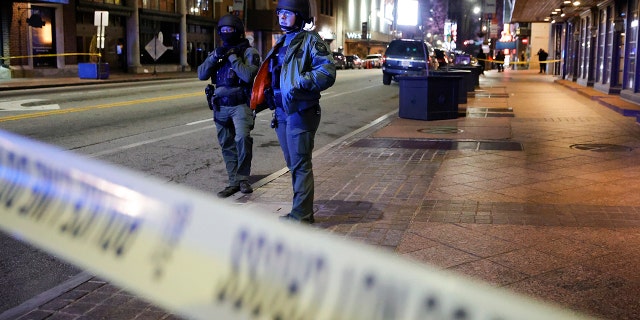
[[364, 54, 383, 68]]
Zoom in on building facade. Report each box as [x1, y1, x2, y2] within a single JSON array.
[[1, 0, 341, 77], [542, 0, 640, 103], [0, 0, 512, 79]]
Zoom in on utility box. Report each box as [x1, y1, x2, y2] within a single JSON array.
[[452, 65, 481, 88], [78, 63, 109, 79], [430, 70, 471, 103], [398, 75, 460, 121]]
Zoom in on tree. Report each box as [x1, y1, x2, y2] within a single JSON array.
[[423, 0, 447, 39]]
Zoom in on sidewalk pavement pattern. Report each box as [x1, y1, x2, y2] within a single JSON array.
[[2, 69, 640, 320]]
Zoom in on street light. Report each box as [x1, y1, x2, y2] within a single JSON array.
[[365, 10, 373, 54]]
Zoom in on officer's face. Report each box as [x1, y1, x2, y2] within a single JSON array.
[[276, 9, 296, 28], [220, 26, 235, 33]]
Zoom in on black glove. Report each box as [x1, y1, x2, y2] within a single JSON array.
[[208, 49, 228, 70], [214, 47, 227, 59], [226, 47, 240, 57]]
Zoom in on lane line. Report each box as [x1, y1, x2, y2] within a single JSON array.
[[322, 84, 381, 99], [0, 82, 381, 122], [0, 92, 201, 122], [86, 125, 213, 157]]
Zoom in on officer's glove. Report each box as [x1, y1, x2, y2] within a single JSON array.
[[226, 47, 240, 57], [226, 47, 241, 62], [213, 47, 227, 60], [209, 48, 229, 70]]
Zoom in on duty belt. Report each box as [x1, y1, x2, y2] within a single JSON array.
[[214, 91, 247, 107]]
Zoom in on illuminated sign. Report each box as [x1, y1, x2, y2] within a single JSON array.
[[36, 0, 69, 3], [345, 32, 362, 39], [397, 0, 418, 26]]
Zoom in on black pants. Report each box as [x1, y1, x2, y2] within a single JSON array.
[[539, 62, 546, 73]]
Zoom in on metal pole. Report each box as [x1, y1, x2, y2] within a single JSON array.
[[153, 31, 157, 75], [97, 14, 102, 79]]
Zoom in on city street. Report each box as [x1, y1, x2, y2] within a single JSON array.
[[0, 68, 398, 313]]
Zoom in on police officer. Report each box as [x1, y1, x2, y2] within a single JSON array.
[[259, 0, 336, 223], [198, 15, 261, 198]]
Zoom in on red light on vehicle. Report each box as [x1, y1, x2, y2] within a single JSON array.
[[522, 38, 529, 44], [382, 55, 386, 64]]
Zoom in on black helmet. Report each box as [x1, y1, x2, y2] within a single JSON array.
[[217, 14, 244, 35], [217, 14, 244, 45], [276, 0, 310, 21]]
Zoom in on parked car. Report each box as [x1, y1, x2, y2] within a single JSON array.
[[332, 52, 346, 69], [364, 54, 383, 68], [381, 39, 438, 85], [345, 54, 363, 69], [453, 52, 472, 65]]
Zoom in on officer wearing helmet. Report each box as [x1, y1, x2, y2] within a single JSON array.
[[198, 14, 261, 198], [255, 0, 336, 223]]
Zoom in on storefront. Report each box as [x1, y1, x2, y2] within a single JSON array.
[[556, 0, 629, 98]]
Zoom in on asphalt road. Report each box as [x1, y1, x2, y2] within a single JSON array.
[[0, 68, 400, 313]]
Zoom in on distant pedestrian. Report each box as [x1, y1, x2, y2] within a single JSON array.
[[495, 50, 505, 72], [537, 48, 548, 73], [476, 51, 486, 75], [116, 39, 126, 72]]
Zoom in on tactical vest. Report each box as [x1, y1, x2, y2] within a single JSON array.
[[216, 42, 251, 89]]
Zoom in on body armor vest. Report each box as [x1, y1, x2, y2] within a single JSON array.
[[215, 41, 251, 89], [216, 59, 241, 88]]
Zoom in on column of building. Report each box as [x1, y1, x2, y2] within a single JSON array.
[[178, 0, 189, 71], [127, 0, 141, 72]]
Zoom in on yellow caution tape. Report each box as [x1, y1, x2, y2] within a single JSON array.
[[0, 53, 101, 60], [477, 58, 561, 64], [0, 129, 597, 320]]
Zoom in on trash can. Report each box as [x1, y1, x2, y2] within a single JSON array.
[[451, 65, 481, 88], [430, 69, 471, 103], [78, 63, 110, 79], [398, 75, 460, 121]]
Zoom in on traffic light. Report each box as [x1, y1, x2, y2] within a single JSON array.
[[26, 14, 45, 28]]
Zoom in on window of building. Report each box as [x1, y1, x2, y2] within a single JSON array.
[[139, 0, 175, 12], [320, 0, 333, 16], [186, 0, 210, 16], [625, 5, 638, 90], [83, 0, 123, 4], [595, 7, 606, 83]]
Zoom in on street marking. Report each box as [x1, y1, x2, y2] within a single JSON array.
[[186, 119, 211, 126], [0, 99, 60, 111], [322, 84, 381, 99], [87, 125, 213, 157], [0, 92, 201, 122]]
